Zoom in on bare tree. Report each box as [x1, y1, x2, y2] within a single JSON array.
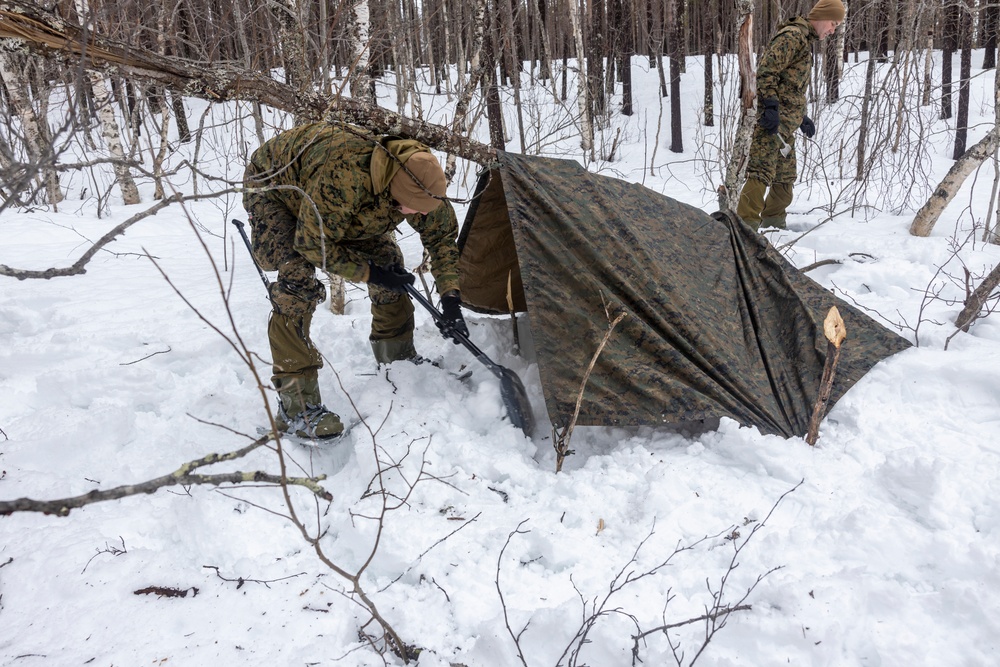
[[721, 0, 756, 212], [953, 0, 973, 159], [910, 47, 1000, 236], [0, 50, 64, 206]]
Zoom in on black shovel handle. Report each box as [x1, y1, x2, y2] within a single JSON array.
[[404, 283, 534, 434], [404, 283, 505, 379], [231, 219, 272, 292]]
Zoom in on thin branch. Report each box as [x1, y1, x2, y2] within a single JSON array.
[[0, 436, 336, 516], [0, 190, 236, 280]]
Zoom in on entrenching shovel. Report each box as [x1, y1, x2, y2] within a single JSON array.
[[404, 283, 535, 436]]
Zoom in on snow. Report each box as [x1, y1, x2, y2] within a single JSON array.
[[2, 51, 1000, 667]]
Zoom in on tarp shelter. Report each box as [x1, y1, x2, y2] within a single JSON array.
[[457, 151, 911, 438]]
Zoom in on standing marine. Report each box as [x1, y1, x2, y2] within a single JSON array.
[[736, 0, 846, 230], [242, 122, 468, 440]]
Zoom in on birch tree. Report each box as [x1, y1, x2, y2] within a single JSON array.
[[721, 0, 755, 212], [910, 50, 1000, 237], [568, 0, 593, 152], [72, 0, 140, 205], [0, 49, 63, 206]]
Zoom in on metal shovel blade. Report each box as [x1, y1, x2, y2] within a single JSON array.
[[495, 365, 534, 435]]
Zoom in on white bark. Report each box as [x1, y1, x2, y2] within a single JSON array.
[[567, 0, 593, 152], [90, 72, 141, 204], [722, 2, 755, 212], [445, 0, 487, 180], [910, 47, 1000, 237], [349, 0, 374, 102], [0, 51, 63, 205]]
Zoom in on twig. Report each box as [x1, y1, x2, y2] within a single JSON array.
[[554, 298, 627, 471], [631, 604, 753, 643], [496, 520, 532, 667], [119, 345, 172, 365], [379, 512, 482, 592], [202, 565, 306, 590], [81, 536, 127, 574]]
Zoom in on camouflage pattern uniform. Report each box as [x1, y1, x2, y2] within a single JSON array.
[[738, 17, 819, 229], [242, 122, 460, 392]]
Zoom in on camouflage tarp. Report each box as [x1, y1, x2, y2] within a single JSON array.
[[457, 151, 911, 438]]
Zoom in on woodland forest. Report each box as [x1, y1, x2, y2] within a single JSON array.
[[0, 0, 997, 250]]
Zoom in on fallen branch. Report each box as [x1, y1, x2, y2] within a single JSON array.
[[954, 261, 1000, 332], [0, 1, 496, 164], [0, 436, 333, 516], [0, 190, 235, 280]]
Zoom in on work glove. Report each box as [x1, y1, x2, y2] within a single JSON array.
[[437, 291, 469, 343], [760, 98, 780, 135], [799, 115, 816, 138], [367, 262, 415, 293]]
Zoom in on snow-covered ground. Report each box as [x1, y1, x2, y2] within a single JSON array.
[[2, 50, 999, 666]]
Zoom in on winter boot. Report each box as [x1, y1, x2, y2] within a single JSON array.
[[274, 375, 344, 440], [370, 335, 419, 365]]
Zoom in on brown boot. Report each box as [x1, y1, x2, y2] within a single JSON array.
[[273, 375, 344, 439], [370, 335, 420, 365]]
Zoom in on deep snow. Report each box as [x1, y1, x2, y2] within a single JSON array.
[[2, 49, 999, 667]]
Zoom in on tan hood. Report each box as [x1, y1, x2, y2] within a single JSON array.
[[369, 138, 432, 195]]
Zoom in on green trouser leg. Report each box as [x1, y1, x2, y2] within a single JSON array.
[[760, 182, 793, 229], [736, 177, 768, 230], [267, 311, 343, 438], [369, 293, 418, 364], [269, 310, 322, 383]]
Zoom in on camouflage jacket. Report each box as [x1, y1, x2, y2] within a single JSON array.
[[756, 17, 818, 129], [247, 122, 460, 294]]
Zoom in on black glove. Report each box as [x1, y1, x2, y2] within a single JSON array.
[[760, 98, 780, 135], [437, 292, 469, 343], [367, 262, 414, 293], [799, 115, 816, 138]]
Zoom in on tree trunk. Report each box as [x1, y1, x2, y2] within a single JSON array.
[[0, 52, 63, 206], [911, 50, 1000, 236], [445, 0, 488, 179], [348, 0, 375, 103], [922, 28, 933, 106], [483, 19, 507, 150], [669, 55, 683, 152], [911, 130, 1000, 235], [983, 0, 998, 69], [855, 54, 876, 181], [567, 0, 593, 151], [954, 261, 1000, 331], [825, 10, 846, 103], [171, 91, 191, 143], [91, 70, 142, 205], [722, 1, 755, 212], [587, 0, 607, 120], [953, 2, 973, 159], [942, 1, 959, 120]]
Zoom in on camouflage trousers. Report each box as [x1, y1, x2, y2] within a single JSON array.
[[738, 122, 800, 227], [745, 122, 798, 186], [243, 179, 414, 385]]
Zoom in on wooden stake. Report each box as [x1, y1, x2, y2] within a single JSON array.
[[806, 307, 847, 446], [507, 270, 520, 356]]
